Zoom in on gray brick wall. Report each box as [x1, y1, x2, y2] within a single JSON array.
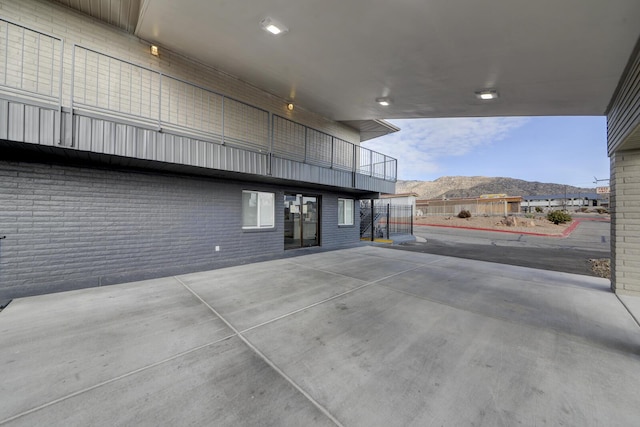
[[0, 160, 363, 298], [610, 150, 640, 295], [320, 194, 360, 248]]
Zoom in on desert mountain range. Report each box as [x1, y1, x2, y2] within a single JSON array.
[[396, 176, 595, 200]]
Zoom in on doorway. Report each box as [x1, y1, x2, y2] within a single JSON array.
[[284, 193, 320, 249]]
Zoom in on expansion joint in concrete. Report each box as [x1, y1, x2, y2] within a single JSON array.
[[173, 276, 346, 427], [616, 294, 640, 329], [0, 337, 236, 426]]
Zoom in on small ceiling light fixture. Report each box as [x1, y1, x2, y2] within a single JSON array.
[[287, 102, 294, 111], [475, 90, 499, 100], [260, 17, 288, 35], [376, 97, 391, 106], [150, 45, 159, 57]]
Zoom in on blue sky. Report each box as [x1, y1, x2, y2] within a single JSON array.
[[363, 116, 609, 188]]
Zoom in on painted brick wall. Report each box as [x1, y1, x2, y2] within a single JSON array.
[[0, 160, 278, 298], [610, 150, 640, 295], [0, 0, 360, 144], [0, 159, 364, 298], [319, 194, 361, 248]]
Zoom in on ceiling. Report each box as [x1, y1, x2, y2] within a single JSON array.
[[53, 0, 640, 122]]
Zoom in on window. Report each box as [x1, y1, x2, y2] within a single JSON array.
[[338, 198, 354, 226], [242, 191, 275, 229]]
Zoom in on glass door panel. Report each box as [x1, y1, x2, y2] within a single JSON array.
[[284, 193, 300, 250], [302, 196, 319, 247]]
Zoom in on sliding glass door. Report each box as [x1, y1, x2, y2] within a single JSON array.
[[284, 193, 320, 249]]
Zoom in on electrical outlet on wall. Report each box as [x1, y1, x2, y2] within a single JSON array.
[[215, 246, 220, 252]]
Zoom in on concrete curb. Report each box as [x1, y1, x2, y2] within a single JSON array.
[[414, 217, 610, 238]]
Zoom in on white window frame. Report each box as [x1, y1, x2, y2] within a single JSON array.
[[242, 190, 275, 229], [338, 198, 354, 226]]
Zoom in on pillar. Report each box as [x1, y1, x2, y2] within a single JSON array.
[[607, 37, 640, 295], [611, 150, 640, 295]]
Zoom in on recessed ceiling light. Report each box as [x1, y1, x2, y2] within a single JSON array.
[[266, 24, 281, 34], [475, 90, 499, 100], [376, 97, 391, 106], [260, 18, 288, 35]]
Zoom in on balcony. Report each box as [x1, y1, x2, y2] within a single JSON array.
[[0, 19, 396, 194]]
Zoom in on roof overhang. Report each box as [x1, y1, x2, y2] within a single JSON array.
[[343, 120, 401, 142], [53, 0, 141, 33], [50, 0, 640, 123]]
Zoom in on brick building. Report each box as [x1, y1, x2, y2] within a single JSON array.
[[0, 0, 399, 297]]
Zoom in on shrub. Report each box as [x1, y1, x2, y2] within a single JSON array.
[[535, 206, 543, 213], [547, 210, 572, 225], [596, 208, 609, 214], [458, 209, 471, 218], [525, 213, 535, 219]]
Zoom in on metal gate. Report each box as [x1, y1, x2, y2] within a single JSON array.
[[360, 201, 413, 240]]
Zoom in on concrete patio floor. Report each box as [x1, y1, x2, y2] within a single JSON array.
[[1, 246, 639, 426]]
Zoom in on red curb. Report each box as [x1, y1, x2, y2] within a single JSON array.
[[414, 217, 609, 238]]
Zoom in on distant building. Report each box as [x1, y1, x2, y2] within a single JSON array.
[[416, 195, 522, 216], [374, 193, 419, 213], [521, 193, 608, 212]]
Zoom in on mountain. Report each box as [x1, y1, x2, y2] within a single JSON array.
[[396, 176, 595, 200]]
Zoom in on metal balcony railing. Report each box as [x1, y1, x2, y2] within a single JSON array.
[[0, 18, 397, 183], [0, 19, 63, 106]]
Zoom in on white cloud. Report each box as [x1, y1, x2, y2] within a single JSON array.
[[363, 117, 529, 180]]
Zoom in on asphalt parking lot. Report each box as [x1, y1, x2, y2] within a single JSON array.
[[395, 218, 610, 276]]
